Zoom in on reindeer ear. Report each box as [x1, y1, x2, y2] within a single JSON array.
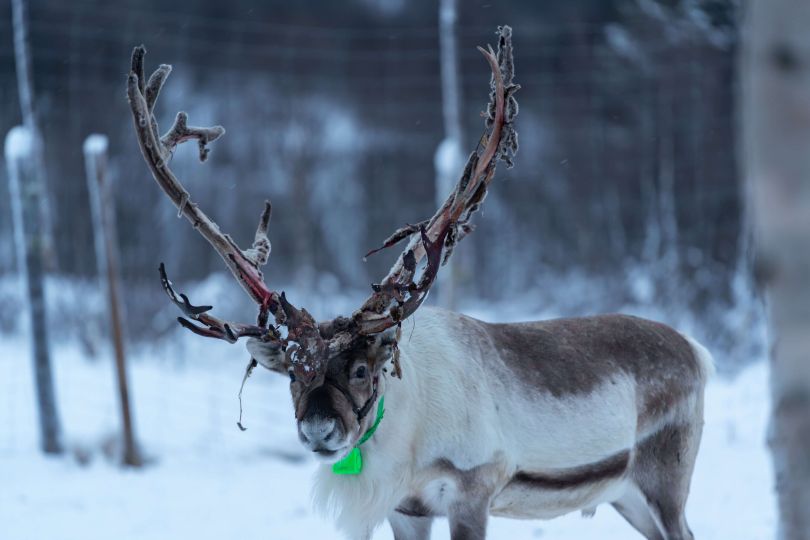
[[367, 327, 398, 372], [246, 338, 289, 374]]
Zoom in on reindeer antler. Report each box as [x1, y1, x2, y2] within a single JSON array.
[[127, 46, 326, 382], [350, 26, 519, 335], [128, 25, 517, 383]]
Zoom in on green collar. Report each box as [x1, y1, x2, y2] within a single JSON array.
[[332, 396, 385, 475]]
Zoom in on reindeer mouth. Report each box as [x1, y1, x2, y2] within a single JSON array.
[[312, 445, 349, 462]]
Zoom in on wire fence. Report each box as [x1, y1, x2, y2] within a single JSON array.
[[0, 1, 745, 338]]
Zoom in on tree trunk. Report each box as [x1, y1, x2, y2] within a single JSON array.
[[83, 135, 141, 467], [4, 126, 62, 455], [743, 2, 810, 538]]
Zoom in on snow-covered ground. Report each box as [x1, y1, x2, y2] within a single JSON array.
[[0, 327, 776, 540]]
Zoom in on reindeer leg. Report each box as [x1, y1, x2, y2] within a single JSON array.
[[447, 497, 490, 540], [631, 422, 702, 540], [388, 512, 432, 540], [612, 484, 665, 540]]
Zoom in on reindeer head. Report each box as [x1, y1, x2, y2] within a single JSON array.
[[126, 26, 518, 461], [244, 328, 397, 461]]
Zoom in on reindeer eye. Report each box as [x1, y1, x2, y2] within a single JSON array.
[[354, 366, 367, 379], [289, 371, 296, 383]]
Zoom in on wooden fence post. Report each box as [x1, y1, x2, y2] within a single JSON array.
[[4, 126, 62, 454], [83, 134, 141, 467], [11, 0, 56, 270]]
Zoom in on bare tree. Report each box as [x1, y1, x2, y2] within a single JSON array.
[[83, 135, 141, 467], [743, 2, 810, 538], [4, 127, 62, 454]]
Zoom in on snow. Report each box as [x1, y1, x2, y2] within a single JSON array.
[[0, 328, 776, 539], [82, 134, 109, 157], [4, 125, 34, 161]]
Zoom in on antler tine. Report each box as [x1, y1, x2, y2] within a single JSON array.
[[243, 201, 273, 268], [353, 26, 519, 335], [127, 46, 291, 344], [129, 28, 517, 384], [159, 263, 273, 343]]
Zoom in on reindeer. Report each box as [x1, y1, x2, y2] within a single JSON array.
[[127, 26, 712, 540]]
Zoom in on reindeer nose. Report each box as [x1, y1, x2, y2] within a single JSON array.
[[300, 417, 338, 446]]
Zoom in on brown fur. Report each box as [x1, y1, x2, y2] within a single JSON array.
[[290, 344, 380, 443], [510, 449, 631, 490], [460, 314, 703, 430]]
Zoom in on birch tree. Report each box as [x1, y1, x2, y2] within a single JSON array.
[[743, 1, 810, 538]]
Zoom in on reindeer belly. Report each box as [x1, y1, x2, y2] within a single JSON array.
[[486, 375, 638, 518], [395, 449, 631, 522], [490, 449, 630, 519], [394, 378, 638, 522]]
